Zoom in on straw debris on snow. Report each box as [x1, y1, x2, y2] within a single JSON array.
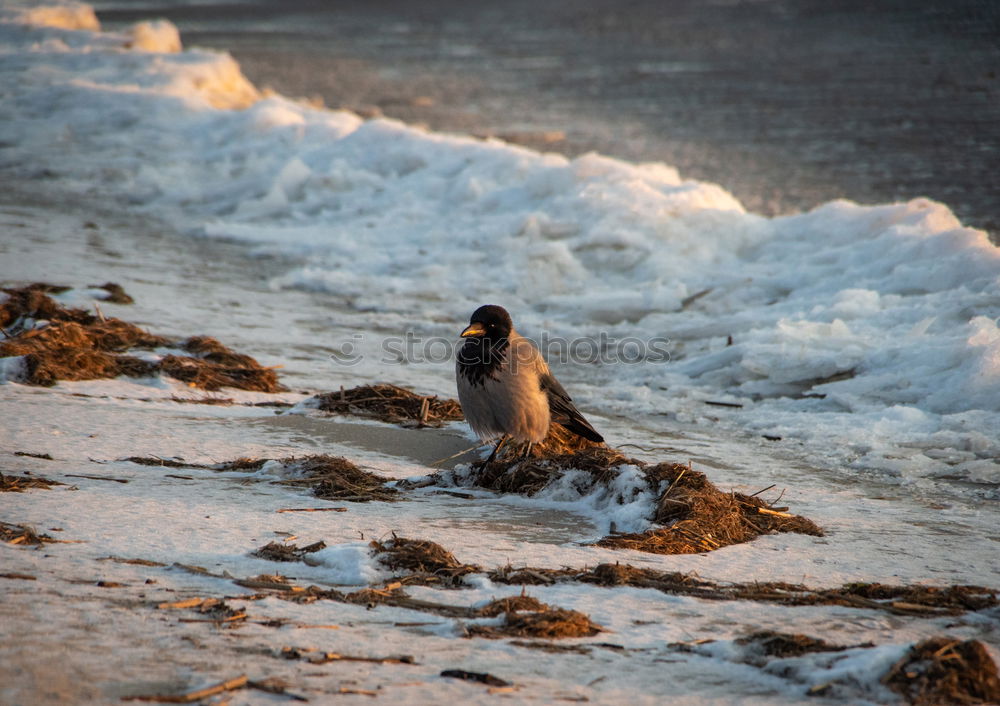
[[311, 383, 463, 427], [0, 472, 65, 492], [734, 631, 867, 661], [490, 562, 997, 617], [532, 421, 607, 456], [252, 540, 327, 563], [1, 520, 59, 545], [277, 581, 602, 639], [345, 536, 996, 619], [121, 453, 401, 502], [104, 444, 992, 619], [370, 536, 477, 583], [418, 446, 823, 555], [0, 284, 283, 392], [474, 594, 548, 617], [244, 534, 995, 650], [467, 606, 603, 639], [274, 455, 402, 502], [466, 588, 604, 640], [882, 636, 1000, 706], [1, 283, 96, 326], [465, 446, 629, 496], [596, 461, 823, 554], [238, 534, 606, 637]]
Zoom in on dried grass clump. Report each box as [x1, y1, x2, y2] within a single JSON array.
[[487, 565, 577, 586], [371, 536, 478, 580], [158, 353, 281, 393], [1, 282, 134, 329], [123, 456, 208, 468], [883, 637, 1000, 706], [841, 583, 998, 613], [1, 521, 55, 546], [470, 446, 629, 496], [533, 422, 607, 455], [1, 319, 168, 354], [160, 334, 283, 393], [343, 586, 404, 607], [182, 336, 260, 369], [500, 608, 601, 639], [18, 348, 156, 386], [735, 631, 854, 660], [244, 573, 292, 587], [469, 604, 602, 639], [0, 284, 283, 392], [90, 319, 169, 350], [313, 384, 463, 427], [475, 595, 546, 618], [0, 317, 162, 385], [123, 455, 268, 471], [215, 457, 268, 472], [1, 284, 86, 330], [581, 562, 708, 590], [252, 541, 326, 563], [274, 455, 400, 502], [188, 597, 245, 622], [0, 472, 64, 492], [94, 282, 134, 304], [446, 450, 822, 555], [489, 562, 729, 596], [14, 451, 53, 460], [597, 462, 823, 555]]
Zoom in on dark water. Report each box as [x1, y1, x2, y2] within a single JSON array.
[[95, 0, 1000, 237]]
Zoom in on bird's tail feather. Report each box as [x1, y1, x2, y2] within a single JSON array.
[[558, 416, 604, 443]]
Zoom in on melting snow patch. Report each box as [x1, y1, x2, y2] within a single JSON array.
[[306, 542, 390, 586]]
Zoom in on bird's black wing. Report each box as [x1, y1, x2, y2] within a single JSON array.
[[539, 372, 604, 443]]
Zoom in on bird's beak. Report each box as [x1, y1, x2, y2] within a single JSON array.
[[460, 322, 486, 337]]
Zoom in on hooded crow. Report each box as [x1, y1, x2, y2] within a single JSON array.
[[456, 305, 603, 461]]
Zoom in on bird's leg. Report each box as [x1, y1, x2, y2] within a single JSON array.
[[522, 442, 533, 459], [484, 436, 508, 465]]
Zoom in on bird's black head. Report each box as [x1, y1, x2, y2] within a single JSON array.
[[460, 305, 513, 340]]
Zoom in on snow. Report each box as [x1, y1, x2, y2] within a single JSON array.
[[127, 19, 181, 53], [11, 1, 99, 31], [1, 4, 999, 704], [0, 354, 27, 381], [304, 543, 391, 586]]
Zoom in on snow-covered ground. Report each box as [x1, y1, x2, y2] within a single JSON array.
[[1, 3, 998, 704]]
